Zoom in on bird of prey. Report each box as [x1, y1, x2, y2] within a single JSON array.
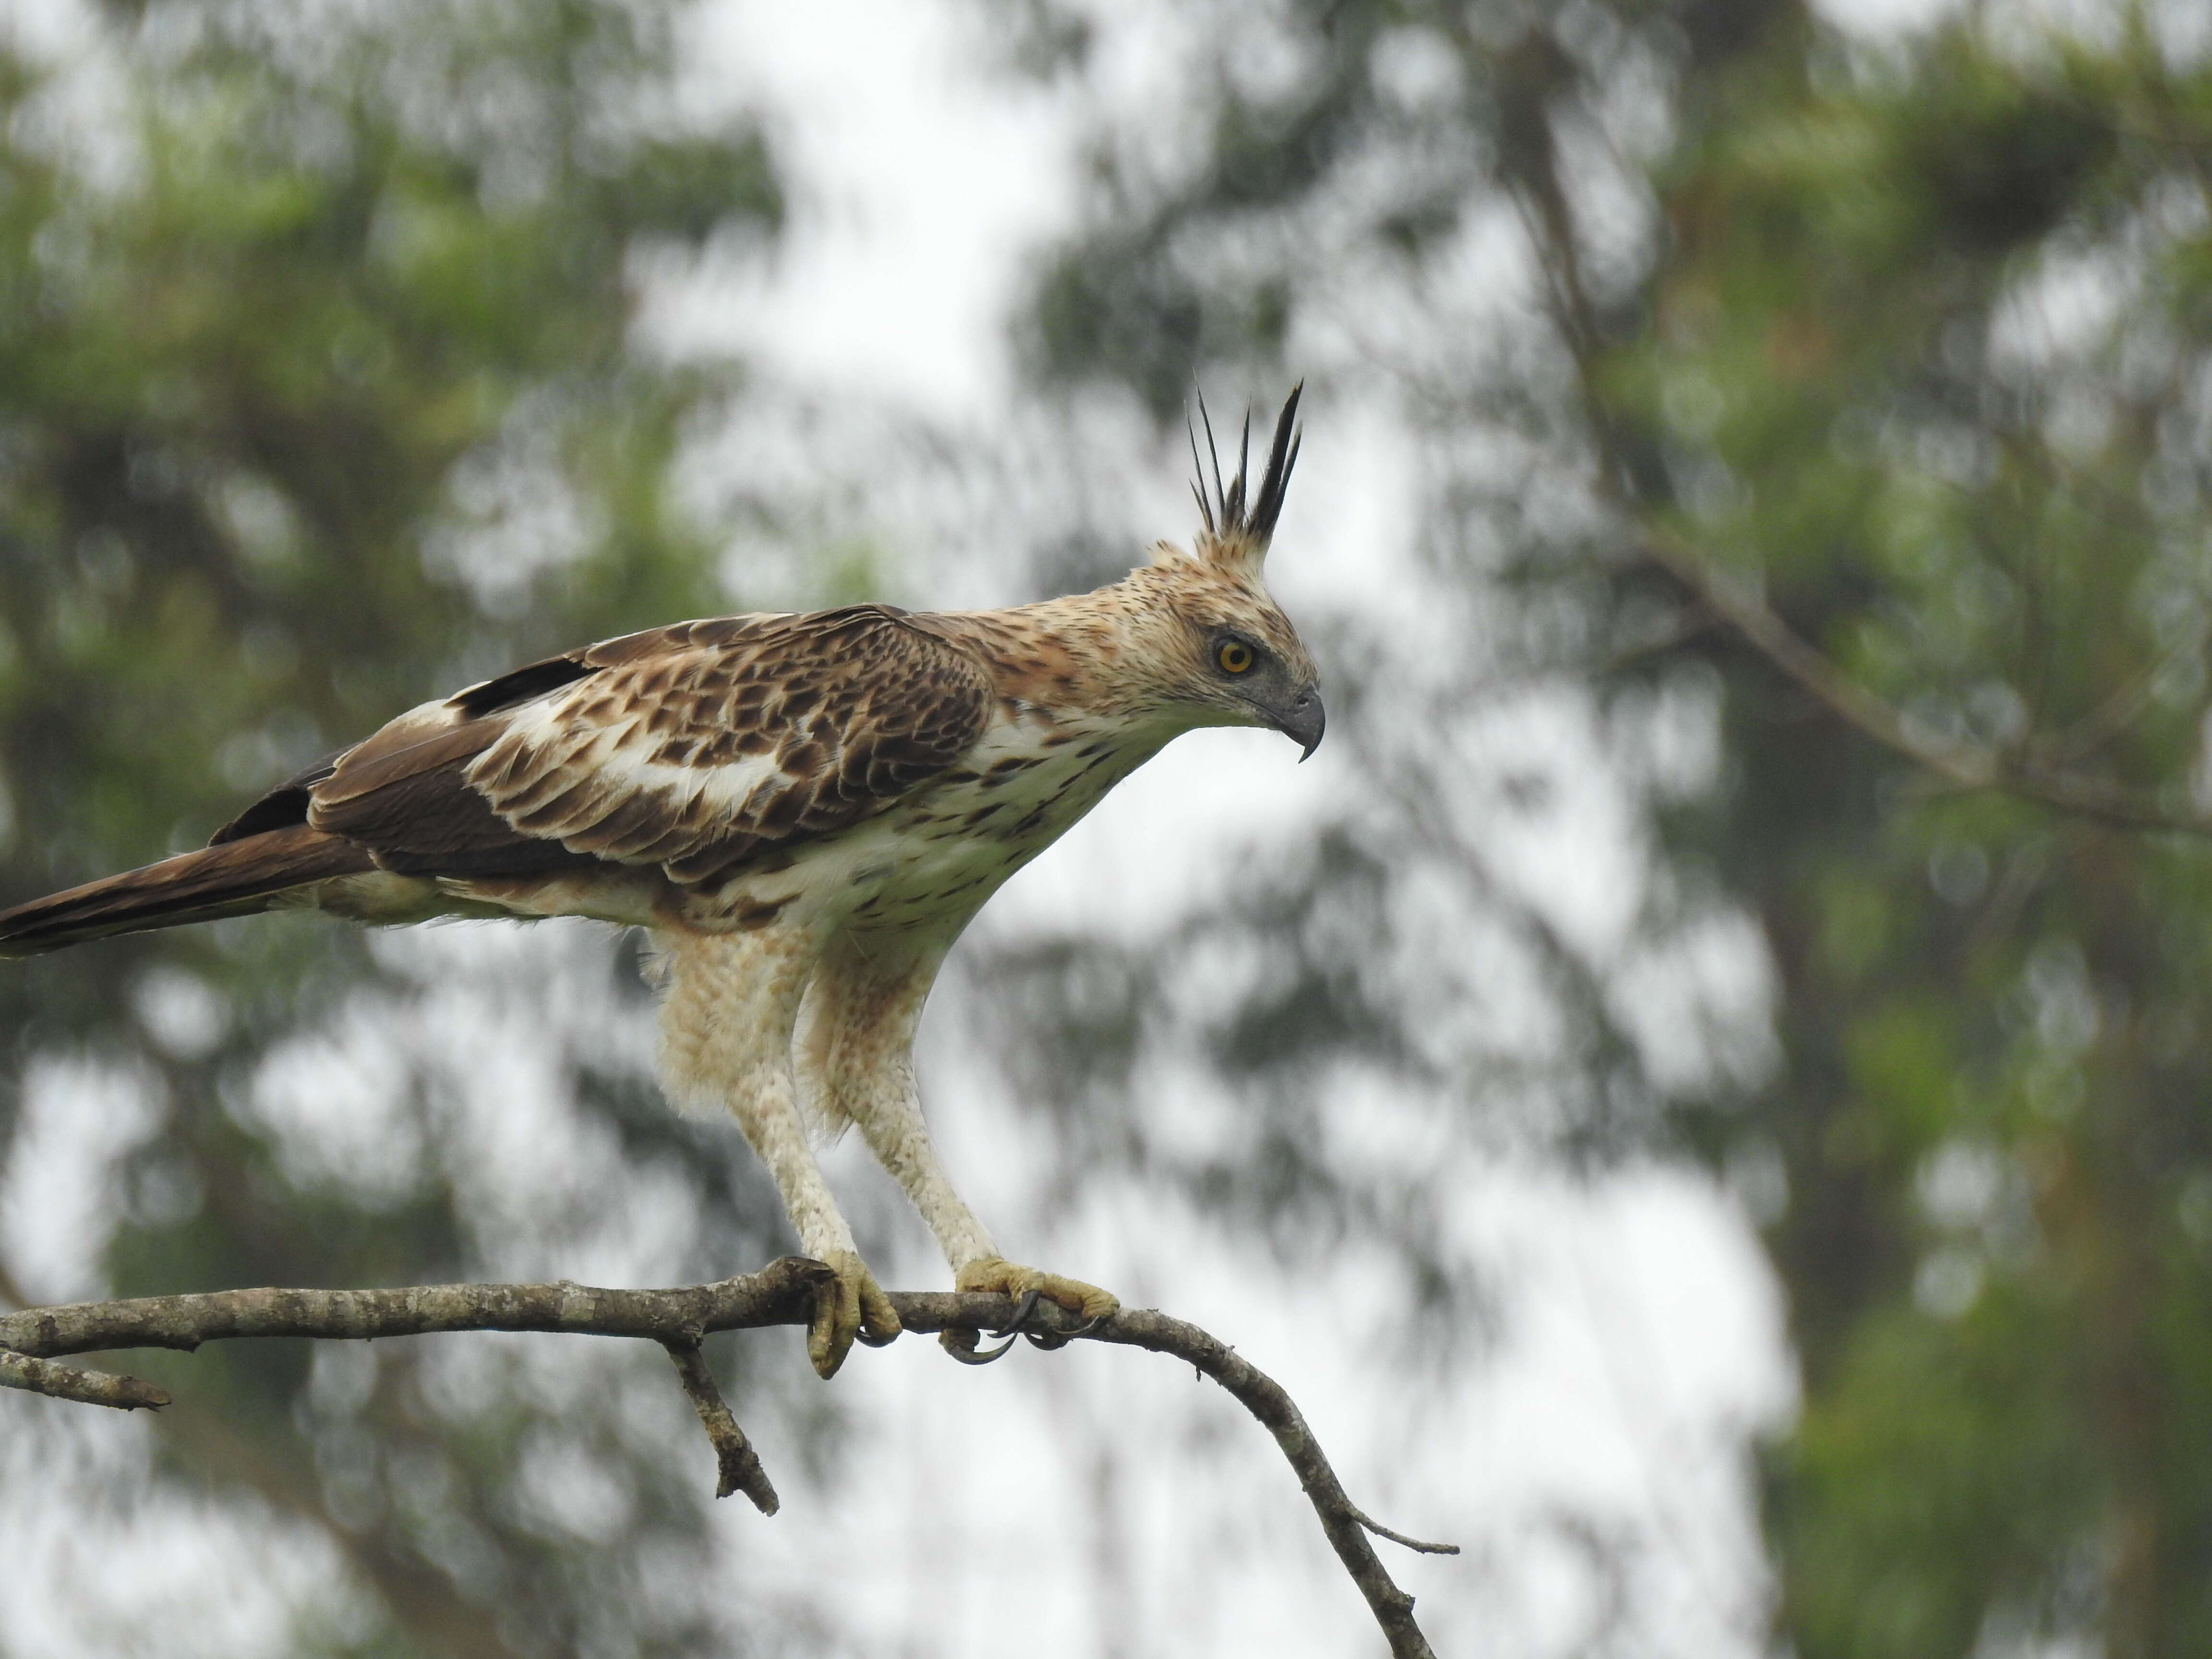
[[0, 389, 1322, 1378]]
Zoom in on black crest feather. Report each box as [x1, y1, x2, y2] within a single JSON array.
[[1188, 383, 1303, 549]]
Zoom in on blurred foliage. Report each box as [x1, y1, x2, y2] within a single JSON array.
[[996, 0, 1793, 1364], [1009, 0, 2212, 1653], [0, 3, 815, 1654], [22, 0, 2212, 1650], [1620, 16, 2212, 1658]]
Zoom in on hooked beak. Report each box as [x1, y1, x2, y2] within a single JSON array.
[[1276, 686, 1325, 761]]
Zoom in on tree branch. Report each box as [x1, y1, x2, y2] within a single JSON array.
[[0, 1344, 171, 1410], [0, 1254, 836, 1357], [1489, 47, 2209, 848], [1634, 527, 2212, 840], [662, 1338, 780, 1514], [0, 1259, 1455, 1659]]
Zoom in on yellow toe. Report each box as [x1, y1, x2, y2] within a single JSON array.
[[955, 1256, 1119, 1322], [812, 1249, 898, 1379]]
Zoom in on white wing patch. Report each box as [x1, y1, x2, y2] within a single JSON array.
[[460, 608, 998, 887], [469, 686, 794, 860]]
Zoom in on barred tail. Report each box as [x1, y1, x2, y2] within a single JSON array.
[[0, 826, 375, 957]]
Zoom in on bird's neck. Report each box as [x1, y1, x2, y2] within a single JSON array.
[[927, 585, 1166, 724]]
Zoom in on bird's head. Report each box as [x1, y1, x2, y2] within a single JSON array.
[[1121, 386, 1324, 758]]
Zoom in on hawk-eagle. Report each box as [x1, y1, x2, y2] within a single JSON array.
[[0, 390, 1321, 1377]]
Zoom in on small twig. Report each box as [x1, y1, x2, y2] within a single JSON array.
[[2030, 642, 2184, 769], [1352, 1506, 1462, 1556], [4, 1263, 1453, 1659], [662, 1339, 778, 1514], [0, 1345, 170, 1410]]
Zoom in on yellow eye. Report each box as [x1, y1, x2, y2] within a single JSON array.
[[1216, 639, 1255, 675]]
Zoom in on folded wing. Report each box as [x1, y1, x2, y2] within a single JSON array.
[[0, 605, 995, 954], [318, 605, 994, 889]]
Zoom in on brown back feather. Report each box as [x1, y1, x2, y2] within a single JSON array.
[[461, 605, 993, 888]]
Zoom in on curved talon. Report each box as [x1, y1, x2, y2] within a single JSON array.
[[811, 1249, 900, 1378], [1026, 1307, 1110, 1351], [998, 1287, 1042, 1337], [944, 1329, 1022, 1365], [939, 1287, 1047, 1366], [942, 1259, 1118, 1364]]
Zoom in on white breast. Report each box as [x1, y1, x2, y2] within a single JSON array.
[[704, 708, 1172, 946]]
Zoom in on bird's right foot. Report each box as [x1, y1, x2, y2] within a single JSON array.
[[810, 1249, 901, 1379]]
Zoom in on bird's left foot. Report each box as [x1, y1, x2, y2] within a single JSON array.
[[810, 1249, 902, 1379], [941, 1257, 1118, 1360]]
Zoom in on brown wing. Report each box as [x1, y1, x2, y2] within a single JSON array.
[[308, 605, 994, 889], [0, 606, 987, 956]]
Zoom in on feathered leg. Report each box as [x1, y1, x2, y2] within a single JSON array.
[[655, 926, 898, 1378], [798, 947, 1118, 1342]]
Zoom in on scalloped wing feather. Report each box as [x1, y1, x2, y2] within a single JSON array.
[[423, 606, 997, 888]]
